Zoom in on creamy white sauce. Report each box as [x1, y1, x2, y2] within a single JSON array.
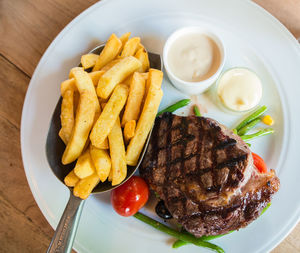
[[217, 68, 262, 112], [167, 33, 221, 82]]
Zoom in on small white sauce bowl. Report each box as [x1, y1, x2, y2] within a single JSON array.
[[215, 67, 263, 113], [163, 26, 226, 95]]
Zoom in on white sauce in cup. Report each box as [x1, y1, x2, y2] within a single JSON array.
[[167, 34, 221, 82], [163, 27, 225, 95]]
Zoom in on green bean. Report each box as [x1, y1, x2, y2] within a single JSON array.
[[173, 232, 233, 249], [157, 99, 191, 116], [237, 118, 261, 136], [193, 105, 201, 117], [261, 202, 271, 215], [172, 239, 188, 249], [240, 128, 274, 142], [196, 231, 234, 241], [172, 203, 271, 249], [133, 212, 224, 253], [235, 105, 267, 131]]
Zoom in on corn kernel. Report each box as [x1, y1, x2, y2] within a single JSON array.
[[262, 115, 274, 126]]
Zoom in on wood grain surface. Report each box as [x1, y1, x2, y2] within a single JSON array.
[[0, 0, 299, 252]]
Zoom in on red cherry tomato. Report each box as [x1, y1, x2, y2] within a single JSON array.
[[252, 152, 268, 173], [111, 176, 149, 217]]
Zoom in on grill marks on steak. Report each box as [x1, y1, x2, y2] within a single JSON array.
[[143, 113, 252, 204], [139, 113, 280, 237]]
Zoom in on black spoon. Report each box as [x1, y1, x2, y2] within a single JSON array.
[[46, 44, 162, 253]]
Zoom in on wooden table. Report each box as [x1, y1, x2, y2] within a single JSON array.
[[0, 0, 299, 252]]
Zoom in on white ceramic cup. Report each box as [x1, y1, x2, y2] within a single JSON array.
[[163, 26, 226, 95]]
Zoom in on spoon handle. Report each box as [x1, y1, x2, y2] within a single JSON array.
[[47, 193, 85, 253]]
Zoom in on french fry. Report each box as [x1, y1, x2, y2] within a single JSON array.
[[140, 72, 149, 80], [74, 90, 80, 111], [73, 173, 100, 199], [62, 69, 98, 164], [100, 100, 109, 149], [124, 120, 136, 143], [146, 68, 163, 90], [119, 32, 131, 49], [99, 141, 108, 149], [59, 88, 74, 144], [61, 71, 104, 95], [93, 34, 122, 71], [90, 84, 129, 148], [89, 145, 111, 182], [100, 59, 121, 72], [98, 138, 109, 149], [89, 100, 108, 150], [135, 48, 150, 73], [71, 67, 100, 117], [74, 149, 95, 179], [126, 70, 163, 166], [144, 68, 163, 99], [99, 97, 107, 105], [81, 54, 99, 69], [123, 73, 133, 86], [97, 56, 141, 99], [68, 67, 84, 79], [62, 92, 95, 164], [121, 72, 145, 126], [120, 37, 141, 58], [64, 170, 79, 187], [100, 103, 108, 152], [108, 169, 113, 182], [108, 117, 127, 186], [136, 43, 145, 51]]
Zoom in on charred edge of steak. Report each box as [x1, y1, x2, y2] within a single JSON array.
[[178, 171, 280, 237]]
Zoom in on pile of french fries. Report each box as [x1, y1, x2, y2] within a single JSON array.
[[59, 32, 163, 199]]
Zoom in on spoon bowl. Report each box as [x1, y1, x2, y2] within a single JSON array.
[[46, 44, 162, 253]]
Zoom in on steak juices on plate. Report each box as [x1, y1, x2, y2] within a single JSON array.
[[140, 113, 280, 237]]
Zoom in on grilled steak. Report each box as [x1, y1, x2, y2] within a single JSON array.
[[139, 113, 280, 237]]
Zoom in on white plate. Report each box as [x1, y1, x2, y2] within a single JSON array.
[[21, 0, 300, 252]]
